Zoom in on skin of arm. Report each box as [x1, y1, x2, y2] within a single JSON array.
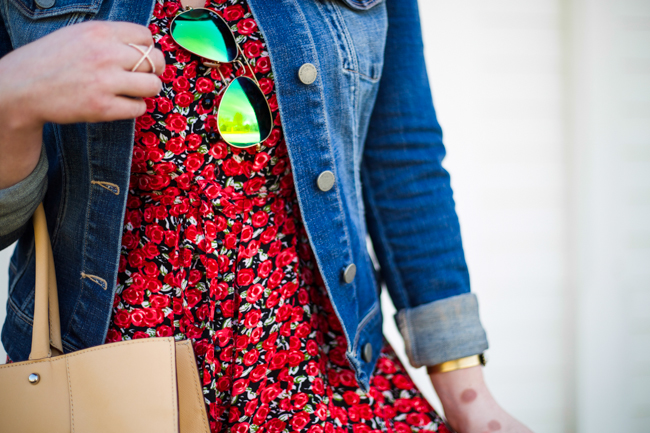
[[0, 100, 42, 190], [430, 366, 533, 433]]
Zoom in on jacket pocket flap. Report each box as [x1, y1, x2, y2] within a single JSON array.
[[339, 0, 382, 11], [9, 0, 102, 20]]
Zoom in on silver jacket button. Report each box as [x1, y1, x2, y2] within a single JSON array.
[[298, 63, 318, 85], [362, 343, 373, 362], [316, 171, 335, 191], [35, 0, 56, 8], [343, 263, 356, 283]]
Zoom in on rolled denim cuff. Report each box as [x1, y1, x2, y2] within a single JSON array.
[[395, 293, 489, 368], [0, 146, 48, 248]]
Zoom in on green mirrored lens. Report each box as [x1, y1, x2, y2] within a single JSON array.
[[218, 77, 272, 148], [170, 9, 237, 63]]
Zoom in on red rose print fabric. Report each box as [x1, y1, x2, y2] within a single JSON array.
[[107, 0, 450, 432]]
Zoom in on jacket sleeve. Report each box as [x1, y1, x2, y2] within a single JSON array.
[[0, 16, 49, 250], [361, 0, 488, 367]]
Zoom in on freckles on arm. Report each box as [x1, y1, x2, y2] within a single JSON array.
[[460, 388, 477, 403], [488, 420, 501, 431]]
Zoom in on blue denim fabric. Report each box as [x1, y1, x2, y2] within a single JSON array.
[[0, 0, 488, 389]]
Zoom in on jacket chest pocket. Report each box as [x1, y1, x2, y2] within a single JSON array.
[[317, 0, 387, 83]]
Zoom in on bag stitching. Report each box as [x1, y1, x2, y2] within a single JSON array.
[[0, 337, 175, 368], [66, 357, 75, 432], [169, 339, 178, 430]]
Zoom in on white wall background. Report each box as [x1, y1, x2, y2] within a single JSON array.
[[383, 0, 650, 432], [1, 0, 649, 432]]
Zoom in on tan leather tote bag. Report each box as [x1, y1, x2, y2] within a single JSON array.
[[0, 204, 210, 433]]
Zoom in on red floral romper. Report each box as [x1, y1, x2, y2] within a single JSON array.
[[107, 1, 449, 432]]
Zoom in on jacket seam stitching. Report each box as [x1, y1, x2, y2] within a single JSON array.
[[332, 2, 360, 73], [315, 1, 353, 73], [62, 123, 94, 338], [51, 124, 69, 250], [346, 0, 382, 7], [8, 296, 34, 327], [352, 301, 380, 353], [361, 164, 410, 309], [8, 236, 34, 296], [343, 68, 381, 83]]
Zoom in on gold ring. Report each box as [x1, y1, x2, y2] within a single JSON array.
[[128, 43, 156, 75]]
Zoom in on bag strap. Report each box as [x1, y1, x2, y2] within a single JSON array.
[[28, 204, 63, 360]]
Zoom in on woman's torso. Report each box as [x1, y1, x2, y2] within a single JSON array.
[[106, 3, 447, 432]]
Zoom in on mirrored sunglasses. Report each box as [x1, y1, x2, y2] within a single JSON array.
[[170, 8, 273, 149]]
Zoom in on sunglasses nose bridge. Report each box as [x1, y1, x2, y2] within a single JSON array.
[[202, 60, 220, 69], [202, 60, 227, 81]]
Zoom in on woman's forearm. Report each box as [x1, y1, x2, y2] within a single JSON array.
[[0, 108, 43, 190], [430, 366, 533, 433], [431, 366, 493, 429], [0, 55, 45, 190]]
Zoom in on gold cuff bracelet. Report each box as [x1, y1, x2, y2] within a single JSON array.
[[426, 353, 487, 375]]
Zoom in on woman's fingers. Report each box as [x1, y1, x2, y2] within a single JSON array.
[[83, 22, 164, 75], [121, 43, 166, 76], [1, 20, 167, 126], [96, 96, 148, 122], [111, 70, 163, 98], [111, 21, 156, 47]]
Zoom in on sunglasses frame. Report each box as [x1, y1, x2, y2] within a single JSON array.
[[169, 7, 273, 149]]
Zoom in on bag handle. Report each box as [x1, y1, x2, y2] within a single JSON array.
[[28, 204, 63, 360]]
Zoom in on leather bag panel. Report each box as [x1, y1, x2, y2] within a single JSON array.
[[0, 357, 71, 433]]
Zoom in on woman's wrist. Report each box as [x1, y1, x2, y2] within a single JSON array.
[[429, 365, 533, 433], [430, 365, 490, 425]]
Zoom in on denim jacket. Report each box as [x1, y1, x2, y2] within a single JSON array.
[[0, 0, 488, 389]]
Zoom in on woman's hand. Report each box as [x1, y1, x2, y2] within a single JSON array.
[[0, 21, 165, 189], [430, 366, 534, 433]]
